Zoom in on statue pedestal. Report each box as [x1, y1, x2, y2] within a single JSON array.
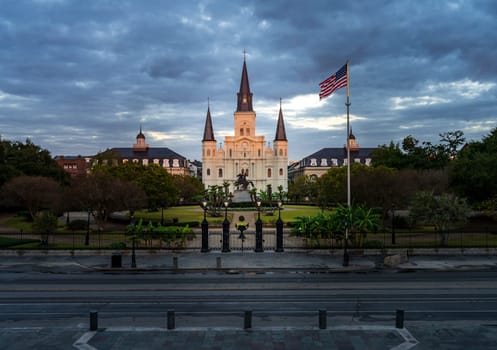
[[232, 190, 251, 203]]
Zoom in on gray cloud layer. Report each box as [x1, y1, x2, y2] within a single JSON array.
[[1, 0, 496, 161]]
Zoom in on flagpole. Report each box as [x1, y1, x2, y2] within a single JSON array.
[[343, 60, 351, 267]]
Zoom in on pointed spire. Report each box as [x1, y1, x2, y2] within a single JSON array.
[[136, 124, 145, 139], [202, 99, 216, 142], [274, 98, 287, 141], [236, 56, 253, 112]]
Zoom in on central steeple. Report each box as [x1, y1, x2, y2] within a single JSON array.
[[236, 56, 253, 112]]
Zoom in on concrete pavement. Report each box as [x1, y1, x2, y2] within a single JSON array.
[[2, 251, 497, 349], [2, 250, 497, 273]]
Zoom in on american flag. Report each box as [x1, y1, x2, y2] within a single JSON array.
[[319, 63, 348, 100]]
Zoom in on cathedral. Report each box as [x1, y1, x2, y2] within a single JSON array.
[[202, 58, 288, 195]]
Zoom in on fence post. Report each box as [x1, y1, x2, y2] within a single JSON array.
[[90, 310, 98, 331], [319, 309, 327, 329], [167, 310, 175, 330], [244, 310, 252, 329], [396, 309, 404, 329]]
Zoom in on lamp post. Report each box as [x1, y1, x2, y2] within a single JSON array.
[[391, 204, 396, 245], [201, 200, 210, 253], [343, 217, 349, 267], [85, 208, 90, 246], [130, 215, 136, 268], [161, 200, 165, 226], [222, 200, 230, 252], [255, 200, 263, 252], [276, 200, 284, 252]]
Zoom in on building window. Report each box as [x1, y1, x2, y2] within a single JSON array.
[[207, 149, 211, 157], [354, 158, 361, 163], [206, 168, 211, 176], [343, 159, 348, 166], [258, 149, 261, 157], [321, 158, 328, 166], [279, 149, 283, 156], [310, 158, 317, 166], [163, 159, 169, 167], [365, 158, 372, 166], [153, 159, 159, 164], [142, 159, 149, 166], [331, 158, 338, 166], [240, 128, 244, 136], [173, 159, 180, 167], [246, 128, 250, 136], [123, 159, 128, 164], [229, 149, 232, 157], [310, 174, 318, 182], [267, 168, 272, 178], [132, 159, 139, 163], [279, 168, 283, 176], [218, 168, 223, 177]]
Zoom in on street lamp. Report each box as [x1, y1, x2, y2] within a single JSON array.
[[276, 200, 284, 252], [222, 200, 230, 252], [161, 200, 165, 226], [391, 204, 396, 245], [255, 200, 263, 252], [130, 215, 136, 268], [343, 217, 349, 267], [85, 208, 91, 246], [201, 200, 209, 253]]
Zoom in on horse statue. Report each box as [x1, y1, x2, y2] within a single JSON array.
[[234, 170, 254, 190]]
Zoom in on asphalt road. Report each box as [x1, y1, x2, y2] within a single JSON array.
[[1, 270, 497, 327]]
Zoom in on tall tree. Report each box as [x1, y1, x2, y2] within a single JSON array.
[[172, 175, 204, 204], [450, 128, 497, 203], [371, 131, 465, 170], [288, 175, 318, 203], [0, 139, 69, 186], [95, 162, 177, 210], [69, 173, 146, 229], [0, 176, 63, 220], [409, 191, 469, 246]]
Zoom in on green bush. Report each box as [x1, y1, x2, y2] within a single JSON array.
[[0, 237, 39, 248], [67, 219, 88, 231], [109, 242, 127, 249], [363, 240, 384, 249]]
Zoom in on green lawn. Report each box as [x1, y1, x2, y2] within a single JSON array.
[[0, 236, 39, 248], [4, 215, 33, 232], [135, 205, 324, 226]]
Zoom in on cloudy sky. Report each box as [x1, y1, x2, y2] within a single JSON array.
[[1, 0, 496, 162]]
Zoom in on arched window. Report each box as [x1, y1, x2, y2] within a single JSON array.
[[267, 168, 272, 178], [279, 149, 283, 156], [218, 168, 223, 177], [206, 168, 211, 176], [207, 149, 211, 157], [246, 128, 250, 136], [279, 168, 283, 176], [240, 128, 244, 136]]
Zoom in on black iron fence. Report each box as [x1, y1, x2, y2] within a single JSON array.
[[1, 229, 497, 251]]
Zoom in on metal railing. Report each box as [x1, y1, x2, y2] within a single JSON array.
[[1, 229, 497, 251]]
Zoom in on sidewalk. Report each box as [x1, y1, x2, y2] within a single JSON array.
[[2, 250, 497, 273]]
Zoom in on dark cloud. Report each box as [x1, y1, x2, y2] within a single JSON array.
[[0, 0, 496, 160]]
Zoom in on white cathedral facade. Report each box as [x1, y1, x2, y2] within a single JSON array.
[[202, 58, 288, 195]]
